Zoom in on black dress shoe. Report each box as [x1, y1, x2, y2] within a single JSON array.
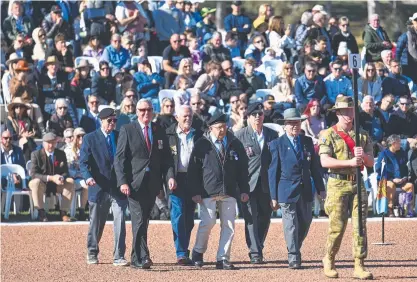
[[192, 251, 204, 268], [250, 257, 264, 264], [177, 257, 194, 266], [216, 260, 236, 270], [131, 259, 153, 269], [288, 262, 301, 269]]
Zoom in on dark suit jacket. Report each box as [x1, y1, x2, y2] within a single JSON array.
[[235, 125, 278, 193], [30, 148, 69, 182], [79, 129, 123, 202], [268, 134, 324, 203], [1, 145, 26, 169], [79, 114, 97, 134], [114, 121, 175, 197]]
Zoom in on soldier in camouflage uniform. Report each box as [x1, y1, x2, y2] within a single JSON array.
[[318, 96, 374, 280]]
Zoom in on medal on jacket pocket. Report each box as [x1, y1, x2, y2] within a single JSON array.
[[230, 150, 238, 160], [170, 145, 177, 155], [245, 146, 254, 157], [158, 140, 163, 149]]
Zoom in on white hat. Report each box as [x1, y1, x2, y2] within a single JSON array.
[[337, 42, 349, 56], [312, 4, 328, 15], [409, 12, 417, 21]]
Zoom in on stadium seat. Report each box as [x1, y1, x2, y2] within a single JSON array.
[[233, 58, 245, 72], [75, 56, 100, 72], [1, 164, 35, 220], [261, 60, 283, 87], [148, 56, 163, 73], [255, 89, 272, 101], [158, 89, 177, 107]]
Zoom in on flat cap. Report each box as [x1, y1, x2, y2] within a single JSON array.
[[207, 113, 227, 126], [247, 102, 264, 115], [43, 132, 57, 142], [98, 108, 116, 119]]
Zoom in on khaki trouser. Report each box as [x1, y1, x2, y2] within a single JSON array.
[[74, 178, 89, 209], [29, 178, 75, 212], [386, 181, 414, 208]]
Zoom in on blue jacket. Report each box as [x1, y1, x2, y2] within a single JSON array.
[[381, 73, 411, 98], [101, 45, 131, 71], [133, 72, 164, 99], [375, 148, 409, 181], [224, 14, 251, 51], [244, 44, 264, 67], [324, 74, 354, 105], [396, 32, 409, 66], [268, 134, 324, 203], [294, 74, 327, 108], [79, 129, 125, 202], [1, 145, 26, 170]]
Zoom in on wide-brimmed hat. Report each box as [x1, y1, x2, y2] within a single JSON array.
[[201, 7, 216, 18], [76, 59, 92, 69], [14, 60, 31, 72], [6, 53, 23, 66], [276, 108, 307, 125], [7, 97, 32, 112], [328, 96, 354, 111], [45, 56, 60, 66]]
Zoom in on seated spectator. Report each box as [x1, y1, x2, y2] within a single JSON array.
[[46, 33, 75, 74], [173, 58, 197, 87], [3, 1, 33, 44], [196, 7, 216, 45], [306, 51, 327, 77], [183, 1, 197, 32], [244, 33, 266, 67], [80, 95, 101, 134], [115, 0, 148, 43], [156, 97, 176, 129], [2, 53, 22, 105], [301, 98, 327, 147], [227, 94, 240, 121], [294, 62, 326, 109], [375, 134, 415, 217], [190, 93, 209, 131], [29, 132, 75, 222], [239, 58, 266, 102], [231, 99, 247, 132], [396, 16, 417, 84], [271, 62, 296, 110], [6, 98, 37, 162], [38, 56, 70, 116], [296, 40, 312, 74], [324, 59, 353, 105], [359, 95, 385, 152], [116, 97, 137, 130], [218, 60, 244, 104], [295, 11, 313, 51], [363, 14, 392, 62], [188, 35, 202, 72], [101, 33, 131, 74], [1, 129, 26, 189], [64, 127, 88, 221], [358, 62, 383, 103], [331, 16, 359, 55], [42, 5, 74, 47], [163, 33, 191, 89], [32, 27, 48, 62], [202, 32, 231, 68], [224, 1, 251, 56], [91, 61, 116, 105], [6, 33, 33, 63], [194, 60, 222, 101], [133, 58, 164, 111], [62, 128, 74, 150], [82, 35, 103, 60], [48, 98, 74, 139], [377, 93, 395, 128], [70, 60, 92, 110], [386, 96, 417, 148], [382, 60, 415, 99], [266, 15, 295, 56], [328, 17, 339, 38], [314, 36, 331, 71], [174, 75, 191, 113], [262, 47, 286, 63], [381, 50, 392, 71], [307, 12, 332, 55], [225, 32, 241, 59]]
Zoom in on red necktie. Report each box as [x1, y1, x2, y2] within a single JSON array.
[[144, 125, 151, 152]]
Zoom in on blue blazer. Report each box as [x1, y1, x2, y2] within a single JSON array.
[[1, 145, 26, 170], [268, 134, 324, 203], [79, 129, 124, 202]]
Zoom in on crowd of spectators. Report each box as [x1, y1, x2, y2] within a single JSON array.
[[1, 1, 417, 220]]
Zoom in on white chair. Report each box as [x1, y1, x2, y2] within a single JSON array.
[[232, 58, 245, 72], [75, 56, 100, 72], [148, 56, 163, 73], [1, 164, 35, 220], [158, 89, 177, 107], [294, 61, 300, 76], [131, 56, 142, 69], [255, 89, 272, 101]]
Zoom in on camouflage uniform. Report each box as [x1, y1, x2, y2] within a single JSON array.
[[319, 124, 373, 259]]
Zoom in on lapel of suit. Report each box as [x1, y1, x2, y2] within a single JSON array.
[[41, 148, 50, 174], [248, 125, 261, 155], [96, 129, 110, 161]]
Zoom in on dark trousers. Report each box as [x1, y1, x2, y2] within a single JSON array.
[[279, 192, 312, 264], [164, 71, 177, 89], [87, 192, 128, 260], [241, 179, 272, 259], [170, 172, 196, 259], [129, 174, 155, 265]]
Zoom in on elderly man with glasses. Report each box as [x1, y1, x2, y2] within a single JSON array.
[[363, 13, 392, 63], [101, 33, 131, 74], [48, 98, 74, 140], [382, 60, 416, 99], [323, 59, 354, 106]]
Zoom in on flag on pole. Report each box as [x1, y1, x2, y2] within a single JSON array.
[[376, 160, 388, 215]]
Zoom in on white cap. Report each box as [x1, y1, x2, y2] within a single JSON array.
[[409, 12, 417, 21], [312, 4, 328, 15]]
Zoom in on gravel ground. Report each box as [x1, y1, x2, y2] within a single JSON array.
[[1, 219, 417, 282]]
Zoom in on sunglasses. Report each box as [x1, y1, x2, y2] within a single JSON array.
[[125, 104, 134, 108], [126, 95, 135, 98], [58, 106, 68, 110], [333, 67, 342, 71], [254, 40, 264, 44], [400, 103, 410, 106], [191, 102, 201, 106], [285, 67, 293, 70], [101, 67, 109, 71], [173, 40, 181, 43], [223, 67, 232, 71], [367, 69, 375, 72], [106, 118, 118, 123], [2, 137, 12, 140], [250, 112, 264, 117], [39, 34, 46, 37], [341, 24, 349, 27], [76, 135, 85, 138], [90, 101, 99, 105], [306, 69, 316, 73], [183, 65, 191, 69], [138, 108, 153, 112], [164, 105, 174, 108]]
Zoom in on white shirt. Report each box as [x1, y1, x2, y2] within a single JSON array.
[[253, 127, 264, 150], [176, 126, 194, 172], [138, 121, 153, 144], [1, 145, 13, 164], [45, 151, 55, 181]]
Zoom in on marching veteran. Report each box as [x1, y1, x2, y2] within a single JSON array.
[[319, 96, 374, 280], [268, 108, 325, 269]]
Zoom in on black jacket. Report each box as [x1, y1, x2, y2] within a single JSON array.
[[187, 131, 249, 199], [79, 113, 97, 134], [218, 72, 244, 103], [331, 32, 359, 55], [239, 74, 266, 98], [386, 110, 417, 139], [91, 74, 116, 103]]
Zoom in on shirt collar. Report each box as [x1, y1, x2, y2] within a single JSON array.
[[251, 126, 263, 137], [176, 125, 195, 135], [89, 111, 99, 118], [47, 72, 57, 80], [1, 145, 12, 155], [210, 133, 226, 145], [101, 128, 112, 138], [138, 121, 151, 131], [45, 150, 54, 158]]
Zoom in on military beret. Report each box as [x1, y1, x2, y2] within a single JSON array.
[[43, 132, 57, 142], [207, 113, 227, 126], [247, 102, 264, 115], [98, 108, 116, 119]]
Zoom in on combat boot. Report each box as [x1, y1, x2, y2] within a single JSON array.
[[353, 258, 373, 280], [322, 255, 338, 278]]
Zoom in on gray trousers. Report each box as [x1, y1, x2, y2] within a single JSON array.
[[279, 193, 312, 264], [87, 192, 128, 261]]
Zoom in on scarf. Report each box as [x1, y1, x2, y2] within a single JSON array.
[[407, 27, 417, 61]]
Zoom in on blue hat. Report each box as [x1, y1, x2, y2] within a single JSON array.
[[247, 102, 263, 115], [207, 113, 227, 126]]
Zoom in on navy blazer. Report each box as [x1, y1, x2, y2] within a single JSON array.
[[1, 145, 26, 170], [79, 129, 124, 202], [268, 134, 324, 203]]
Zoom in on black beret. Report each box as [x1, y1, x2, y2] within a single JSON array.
[[98, 108, 116, 119], [247, 102, 264, 115], [207, 113, 227, 126]]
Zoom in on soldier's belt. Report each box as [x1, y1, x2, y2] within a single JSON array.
[[329, 173, 356, 181]]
